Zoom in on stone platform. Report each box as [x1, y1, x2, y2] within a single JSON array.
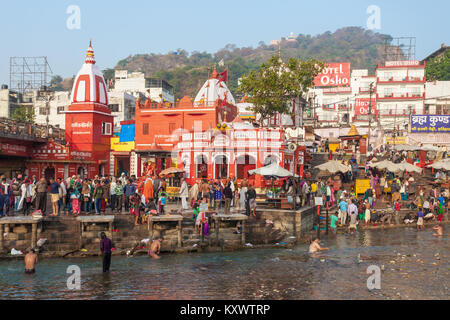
[[0, 216, 43, 251]]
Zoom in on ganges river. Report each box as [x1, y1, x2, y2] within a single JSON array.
[[0, 224, 448, 300]]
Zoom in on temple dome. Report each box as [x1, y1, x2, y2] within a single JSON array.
[[70, 40, 109, 106], [194, 68, 235, 105]]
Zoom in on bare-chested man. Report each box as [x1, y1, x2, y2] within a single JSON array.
[[200, 180, 210, 200], [24, 248, 38, 274], [148, 238, 163, 259], [433, 224, 443, 237], [309, 238, 330, 254]]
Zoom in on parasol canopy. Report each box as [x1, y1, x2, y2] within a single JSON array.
[[396, 162, 422, 173], [248, 162, 296, 177], [368, 160, 400, 172], [314, 160, 350, 174], [391, 145, 416, 151], [427, 158, 450, 170], [159, 167, 185, 176]]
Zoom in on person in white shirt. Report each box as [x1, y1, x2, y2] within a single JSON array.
[[18, 180, 33, 214], [110, 177, 117, 212], [229, 177, 236, 207], [179, 178, 189, 210]]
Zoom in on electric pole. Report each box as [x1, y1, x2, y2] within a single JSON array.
[[368, 82, 374, 153]]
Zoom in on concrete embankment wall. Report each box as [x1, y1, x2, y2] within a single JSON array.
[[0, 208, 315, 258]]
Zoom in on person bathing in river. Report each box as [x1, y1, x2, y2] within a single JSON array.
[[148, 238, 163, 259], [432, 224, 443, 236], [24, 248, 38, 274], [309, 238, 330, 254]]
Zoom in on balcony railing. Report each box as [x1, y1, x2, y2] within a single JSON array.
[[377, 76, 426, 83], [0, 117, 65, 143], [377, 61, 426, 68], [378, 110, 414, 117], [376, 92, 425, 100], [138, 100, 221, 110]]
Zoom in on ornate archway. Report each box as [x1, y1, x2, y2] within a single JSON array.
[[235, 154, 256, 179]]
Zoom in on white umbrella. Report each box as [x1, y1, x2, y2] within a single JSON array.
[[368, 160, 400, 172], [420, 145, 441, 152], [397, 162, 422, 173], [314, 160, 350, 174], [392, 145, 416, 151], [427, 159, 450, 170], [248, 162, 296, 177]]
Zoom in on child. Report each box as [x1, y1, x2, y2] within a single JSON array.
[[204, 217, 210, 236], [214, 184, 221, 211], [192, 201, 200, 231], [158, 188, 167, 215], [115, 180, 123, 212], [330, 211, 339, 235], [195, 198, 207, 234], [416, 209, 424, 231], [129, 192, 140, 226], [71, 188, 81, 216]]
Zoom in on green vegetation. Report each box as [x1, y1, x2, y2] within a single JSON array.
[[426, 50, 450, 81], [48, 27, 395, 99], [239, 56, 323, 126], [11, 106, 35, 124], [113, 27, 392, 99]]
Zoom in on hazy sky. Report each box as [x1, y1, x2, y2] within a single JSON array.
[[1, 0, 449, 85]]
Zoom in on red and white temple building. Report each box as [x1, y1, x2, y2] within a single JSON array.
[[26, 41, 114, 180]]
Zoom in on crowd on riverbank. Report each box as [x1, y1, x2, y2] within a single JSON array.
[[0, 145, 449, 233]]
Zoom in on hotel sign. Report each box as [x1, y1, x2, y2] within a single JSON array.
[[314, 62, 351, 87], [385, 60, 420, 67], [354, 98, 377, 116], [411, 115, 450, 133]]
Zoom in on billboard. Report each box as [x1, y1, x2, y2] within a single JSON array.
[[411, 115, 450, 133], [354, 98, 377, 116], [314, 62, 351, 87]]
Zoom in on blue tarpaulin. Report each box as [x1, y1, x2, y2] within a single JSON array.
[[119, 124, 135, 142]]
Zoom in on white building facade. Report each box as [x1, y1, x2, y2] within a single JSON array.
[[112, 70, 174, 103]]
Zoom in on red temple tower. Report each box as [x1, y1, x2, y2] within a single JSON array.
[[65, 40, 114, 176]]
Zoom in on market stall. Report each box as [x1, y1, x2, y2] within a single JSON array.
[[159, 167, 185, 201], [248, 162, 296, 209]]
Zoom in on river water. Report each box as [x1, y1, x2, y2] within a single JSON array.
[[0, 225, 448, 300]]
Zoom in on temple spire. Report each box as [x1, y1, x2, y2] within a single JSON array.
[[85, 38, 96, 64]]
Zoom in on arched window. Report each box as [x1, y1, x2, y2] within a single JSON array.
[[214, 155, 228, 179], [236, 155, 256, 179], [196, 155, 208, 179]]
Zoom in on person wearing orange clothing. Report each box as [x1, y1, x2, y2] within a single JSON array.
[[143, 176, 154, 205]]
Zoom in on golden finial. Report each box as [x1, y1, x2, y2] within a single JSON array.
[[89, 37, 92, 47]]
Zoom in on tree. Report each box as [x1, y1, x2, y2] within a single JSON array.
[[50, 75, 63, 86], [11, 106, 35, 124], [238, 55, 323, 126], [426, 50, 450, 81]]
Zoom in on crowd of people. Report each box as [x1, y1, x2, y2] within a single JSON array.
[[1, 144, 448, 236], [0, 172, 166, 220]]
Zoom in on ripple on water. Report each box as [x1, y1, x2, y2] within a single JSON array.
[[0, 225, 448, 299]]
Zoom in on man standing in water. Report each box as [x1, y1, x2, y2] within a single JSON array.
[[148, 238, 163, 259], [24, 248, 38, 274], [100, 232, 112, 272]]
